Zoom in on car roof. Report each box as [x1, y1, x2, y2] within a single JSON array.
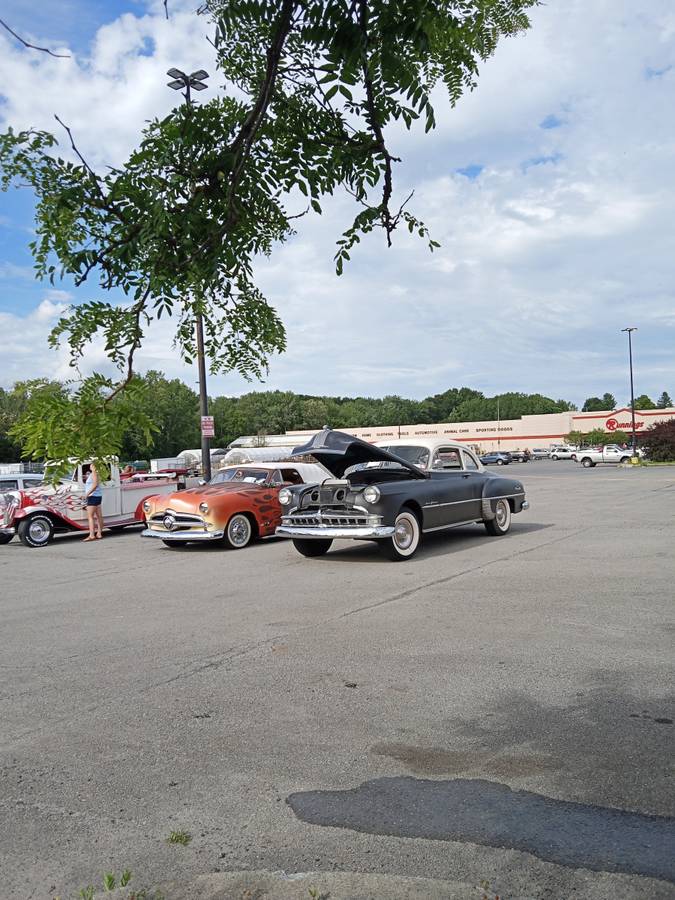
[[375, 437, 473, 453], [217, 462, 328, 478]]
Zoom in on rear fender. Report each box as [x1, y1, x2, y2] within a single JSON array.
[[481, 481, 520, 520]]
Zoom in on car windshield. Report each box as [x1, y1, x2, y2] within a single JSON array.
[[378, 445, 430, 469], [210, 468, 269, 485]]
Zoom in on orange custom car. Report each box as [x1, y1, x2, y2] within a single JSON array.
[[140, 462, 327, 549]]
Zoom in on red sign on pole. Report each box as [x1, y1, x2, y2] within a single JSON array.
[[201, 416, 215, 437]]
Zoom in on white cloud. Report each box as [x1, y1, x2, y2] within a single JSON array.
[[0, 4, 216, 168], [0, 0, 674, 406]]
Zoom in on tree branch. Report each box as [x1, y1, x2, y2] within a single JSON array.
[[225, 0, 298, 218], [104, 285, 151, 405], [358, 0, 396, 245], [54, 115, 104, 198], [0, 17, 70, 57]]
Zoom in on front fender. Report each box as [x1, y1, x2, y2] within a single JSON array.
[[11, 505, 79, 531]]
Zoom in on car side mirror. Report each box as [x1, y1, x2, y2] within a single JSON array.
[[198, 479, 206, 486]]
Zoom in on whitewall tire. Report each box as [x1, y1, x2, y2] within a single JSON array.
[[484, 499, 512, 536], [380, 509, 421, 561], [223, 513, 253, 549]]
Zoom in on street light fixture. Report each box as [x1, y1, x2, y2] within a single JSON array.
[[167, 67, 209, 103], [621, 327, 638, 457], [167, 67, 212, 481]]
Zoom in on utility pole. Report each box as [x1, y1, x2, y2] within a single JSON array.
[[497, 396, 501, 451], [166, 67, 212, 480], [621, 327, 638, 457]]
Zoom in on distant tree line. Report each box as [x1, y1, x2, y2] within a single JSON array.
[[581, 391, 672, 412], [1, 373, 583, 463]]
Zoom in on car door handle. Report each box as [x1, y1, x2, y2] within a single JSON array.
[[462, 473, 471, 478]]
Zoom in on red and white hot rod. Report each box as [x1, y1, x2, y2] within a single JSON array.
[[0, 460, 181, 548]]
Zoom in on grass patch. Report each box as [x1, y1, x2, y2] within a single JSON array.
[[166, 829, 192, 846], [54, 869, 164, 900]]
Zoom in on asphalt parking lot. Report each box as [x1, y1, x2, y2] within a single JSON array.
[[1, 461, 674, 899]]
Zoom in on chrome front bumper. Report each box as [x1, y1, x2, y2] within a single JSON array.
[[141, 528, 224, 541], [276, 525, 395, 540], [0, 526, 15, 536]]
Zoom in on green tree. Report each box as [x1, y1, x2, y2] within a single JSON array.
[[451, 392, 569, 423], [0, 380, 67, 463], [656, 391, 672, 409], [11, 377, 155, 480], [120, 371, 200, 460], [633, 394, 656, 410], [566, 430, 585, 446], [423, 387, 483, 422], [642, 420, 675, 462], [0, 0, 537, 465], [601, 392, 616, 409], [582, 397, 605, 412], [555, 398, 578, 412]]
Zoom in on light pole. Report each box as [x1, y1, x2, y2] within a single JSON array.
[[621, 327, 638, 457], [496, 396, 501, 451], [167, 67, 212, 480]]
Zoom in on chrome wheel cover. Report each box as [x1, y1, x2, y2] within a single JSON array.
[[228, 514, 251, 548], [29, 518, 50, 543], [495, 501, 509, 529], [393, 513, 417, 553]]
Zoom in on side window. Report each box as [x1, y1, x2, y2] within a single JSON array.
[[268, 469, 283, 485], [279, 468, 303, 485], [432, 448, 462, 469], [0, 479, 18, 490], [462, 451, 479, 471]]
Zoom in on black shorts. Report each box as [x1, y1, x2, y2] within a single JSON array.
[[86, 496, 102, 507]]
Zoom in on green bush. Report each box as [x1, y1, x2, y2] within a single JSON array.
[[642, 420, 675, 462]]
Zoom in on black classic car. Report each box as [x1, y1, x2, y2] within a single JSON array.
[[276, 428, 529, 561]]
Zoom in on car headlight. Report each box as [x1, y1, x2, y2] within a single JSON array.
[[199, 501, 209, 514], [363, 485, 381, 504], [142, 500, 152, 513], [278, 488, 292, 506]]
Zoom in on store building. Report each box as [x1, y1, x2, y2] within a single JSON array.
[[283, 406, 675, 453]]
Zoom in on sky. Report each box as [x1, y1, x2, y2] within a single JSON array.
[[0, 0, 674, 409]]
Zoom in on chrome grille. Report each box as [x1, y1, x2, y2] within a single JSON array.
[[283, 508, 373, 528], [149, 510, 206, 531]]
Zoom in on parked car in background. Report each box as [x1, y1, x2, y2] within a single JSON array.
[[549, 446, 577, 460], [573, 445, 636, 467], [277, 428, 529, 561], [141, 462, 326, 548], [509, 450, 531, 463], [530, 448, 550, 459], [479, 451, 512, 466], [0, 473, 44, 492]]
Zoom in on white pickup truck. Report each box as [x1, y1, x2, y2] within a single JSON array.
[[0, 460, 180, 548], [572, 445, 634, 467]]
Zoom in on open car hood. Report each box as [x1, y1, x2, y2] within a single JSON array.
[[292, 428, 428, 479]]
